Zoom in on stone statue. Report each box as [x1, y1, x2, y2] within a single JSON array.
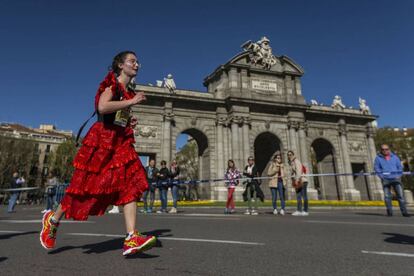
[[241, 36, 278, 70], [359, 97, 370, 114], [156, 80, 163, 87], [310, 99, 318, 105], [163, 74, 176, 94], [331, 95, 346, 109]]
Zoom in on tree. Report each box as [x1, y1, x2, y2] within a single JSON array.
[[176, 139, 199, 180], [0, 136, 38, 188], [49, 139, 77, 183]]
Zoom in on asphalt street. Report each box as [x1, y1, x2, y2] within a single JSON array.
[[0, 205, 413, 276]]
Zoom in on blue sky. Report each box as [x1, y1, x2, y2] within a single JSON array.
[[1, 0, 413, 149]]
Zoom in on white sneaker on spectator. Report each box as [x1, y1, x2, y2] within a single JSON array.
[[279, 209, 285, 216], [156, 210, 163, 214], [251, 210, 259, 215], [169, 207, 177, 214], [292, 211, 302, 216], [244, 209, 251, 215], [273, 209, 278, 215], [108, 206, 120, 214], [301, 211, 309, 216]]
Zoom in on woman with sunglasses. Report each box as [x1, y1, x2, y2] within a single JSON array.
[[267, 151, 286, 215]]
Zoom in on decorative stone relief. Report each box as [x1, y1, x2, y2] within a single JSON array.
[[241, 36, 278, 70], [349, 141, 364, 152], [136, 126, 157, 138]]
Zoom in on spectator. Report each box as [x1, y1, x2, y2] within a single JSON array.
[[374, 144, 410, 217], [7, 172, 24, 213], [288, 151, 309, 216], [168, 159, 180, 214], [41, 172, 58, 213], [267, 152, 286, 215], [157, 160, 170, 213], [243, 156, 260, 215], [142, 159, 158, 213], [224, 160, 241, 214]]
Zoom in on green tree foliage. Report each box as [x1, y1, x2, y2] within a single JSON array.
[[0, 136, 39, 188], [176, 139, 199, 180], [49, 139, 77, 183]]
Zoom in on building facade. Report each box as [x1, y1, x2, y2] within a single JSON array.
[[132, 37, 383, 201]]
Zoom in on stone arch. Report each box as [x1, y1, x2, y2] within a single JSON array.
[[173, 121, 212, 199], [310, 138, 340, 200], [253, 131, 283, 175]]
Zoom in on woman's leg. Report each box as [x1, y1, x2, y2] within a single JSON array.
[[229, 188, 235, 210], [270, 188, 277, 210], [123, 201, 136, 233], [52, 204, 65, 221], [278, 182, 285, 210], [172, 185, 178, 209]]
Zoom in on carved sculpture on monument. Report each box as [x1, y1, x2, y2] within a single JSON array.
[[331, 95, 346, 110], [136, 126, 157, 138], [241, 36, 278, 70], [359, 97, 371, 115], [310, 99, 318, 105], [164, 74, 177, 94]]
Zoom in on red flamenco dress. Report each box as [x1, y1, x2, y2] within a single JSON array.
[[60, 72, 148, 220]]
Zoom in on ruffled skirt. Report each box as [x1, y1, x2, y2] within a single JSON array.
[[60, 122, 148, 220]]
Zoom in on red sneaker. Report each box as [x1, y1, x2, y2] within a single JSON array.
[[40, 210, 59, 250], [122, 231, 156, 256]]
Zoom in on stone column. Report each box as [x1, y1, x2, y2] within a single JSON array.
[[298, 122, 318, 200], [162, 112, 174, 163], [242, 117, 251, 164], [231, 117, 241, 169], [287, 120, 298, 154], [216, 117, 225, 178], [338, 120, 361, 200], [366, 124, 384, 200]]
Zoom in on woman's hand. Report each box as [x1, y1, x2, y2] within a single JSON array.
[[129, 92, 146, 106], [129, 116, 138, 129]]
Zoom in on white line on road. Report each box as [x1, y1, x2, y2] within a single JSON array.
[[0, 220, 94, 224], [0, 230, 25, 233], [306, 220, 414, 227], [361, 250, 414, 258], [66, 232, 264, 246]]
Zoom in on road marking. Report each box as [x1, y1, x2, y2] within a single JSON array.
[[361, 250, 414, 258], [66, 232, 264, 246], [0, 220, 94, 224], [0, 230, 25, 233], [306, 220, 414, 227]]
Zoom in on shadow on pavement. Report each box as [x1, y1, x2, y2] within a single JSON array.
[[355, 212, 386, 217], [49, 229, 171, 256], [0, 257, 7, 263], [383, 233, 414, 245], [0, 231, 38, 240]]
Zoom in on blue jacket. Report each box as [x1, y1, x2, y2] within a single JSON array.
[[374, 152, 403, 180]]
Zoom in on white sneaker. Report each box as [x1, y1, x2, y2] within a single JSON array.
[[273, 209, 278, 215], [41, 209, 49, 214], [251, 210, 259, 215], [292, 211, 302, 216], [301, 211, 309, 216], [156, 210, 163, 214], [108, 206, 120, 214], [169, 207, 177, 214], [244, 209, 251, 215], [279, 209, 285, 216]]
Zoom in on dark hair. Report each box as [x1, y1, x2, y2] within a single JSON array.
[[273, 151, 282, 161], [227, 159, 235, 169], [287, 150, 295, 156], [111, 51, 137, 75], [161, 160, 167, 166]]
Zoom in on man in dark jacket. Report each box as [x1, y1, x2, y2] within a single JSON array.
[[374, 144, 409, 217], [142, 159, 159, 213], [157, 160, 170, 213], [8, 172, 24, 213]]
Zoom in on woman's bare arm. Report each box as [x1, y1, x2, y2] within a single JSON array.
[[98, 87, 146, 114]]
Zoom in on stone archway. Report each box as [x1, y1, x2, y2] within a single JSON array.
[[310, 138, 340, 200], [175, 128, 210, 199], [254, 131, 282, 178]]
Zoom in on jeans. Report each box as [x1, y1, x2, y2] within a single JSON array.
[[296, 182, 308, 212], [382, 179, 407, 215], [46, 194, 55, 210], [271, 180, 285, 210], [246, 184, 258, 210], [171, 185, 179, 208], [159, 186, 168, 211], [143, 184, 156, 211], [7, 192, 19, 212]]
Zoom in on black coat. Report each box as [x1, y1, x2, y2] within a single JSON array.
[[242, 165, 264, 202]]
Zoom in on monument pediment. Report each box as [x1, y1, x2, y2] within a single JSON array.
[[204, 36, 306, 104]]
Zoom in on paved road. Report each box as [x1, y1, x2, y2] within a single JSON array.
[[0, 206, 413, 275]]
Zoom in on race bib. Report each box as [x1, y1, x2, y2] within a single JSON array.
[[113, 108, 130, 127]]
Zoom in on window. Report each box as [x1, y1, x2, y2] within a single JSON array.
[[46, 144, 51, 152]]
